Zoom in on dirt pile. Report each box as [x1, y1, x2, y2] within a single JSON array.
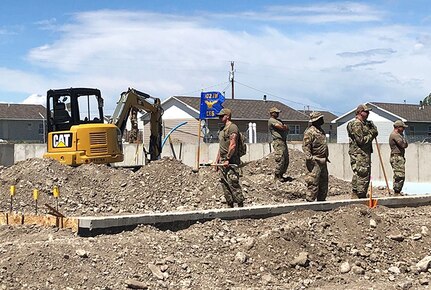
[[0, 150, 386, 216], [1, 205, 430, 289], [243, 151, 356, 199]]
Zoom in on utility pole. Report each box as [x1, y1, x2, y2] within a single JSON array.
[[230, 61, 235, 99]]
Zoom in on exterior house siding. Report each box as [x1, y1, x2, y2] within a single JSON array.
[[0, 119, 45, 143], [143, 118, 200, 146]]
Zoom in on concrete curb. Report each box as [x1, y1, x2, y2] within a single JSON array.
[[77, 195, 431, 235]]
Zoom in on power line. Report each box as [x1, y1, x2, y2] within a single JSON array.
[[179, 81, 231, 96], [234, 80, 343, 115]]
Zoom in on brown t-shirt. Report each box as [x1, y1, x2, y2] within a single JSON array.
[[268, 117, 287, 141], [218, 122, 239, 163], [389, 131, 408, 156]]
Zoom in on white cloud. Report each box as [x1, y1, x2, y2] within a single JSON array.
[[222, 2, 384, 23], [0, 67, 50, 94], [0, 5, 426, 115]]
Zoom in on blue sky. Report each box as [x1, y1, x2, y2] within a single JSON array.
[[1, 0, 431, 115]]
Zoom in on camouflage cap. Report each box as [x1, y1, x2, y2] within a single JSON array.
[[393, 120, 408, 128], [269, 107, 281, 113], [356, 104, 372, 114], [309, 111, 324, 123], [217, 108, 232, 116]]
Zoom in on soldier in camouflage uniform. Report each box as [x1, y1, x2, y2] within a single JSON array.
[[389, 120, 408, 195], [347, 104, 378, 199], [302, 112, 329, 202], [216, 108, 245, 208], [268, 107, 290, 182]]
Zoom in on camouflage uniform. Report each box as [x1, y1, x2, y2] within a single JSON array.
[[347, 118, 378, 198], [302, 120, 329, 201], [389, 122, 408, 193], [218, 121, 244, 207], [268, 117, 289, 179]]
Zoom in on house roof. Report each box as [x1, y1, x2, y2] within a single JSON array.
[[370, 102, 431, 122], [174, 96, 309, 121], [303, 110, 338, 122], [0, 103, 46, 120]]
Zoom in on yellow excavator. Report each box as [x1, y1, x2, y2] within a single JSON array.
[[43, 87, 163, 166]]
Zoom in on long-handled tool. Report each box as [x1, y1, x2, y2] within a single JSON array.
[[199, 163, 239, 168], [375, 139, 391, 195], [199, 160, 253, 168]]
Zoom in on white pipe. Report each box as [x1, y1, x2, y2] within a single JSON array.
[[252, 123, 257, 143], [248, 122, 253, 143]]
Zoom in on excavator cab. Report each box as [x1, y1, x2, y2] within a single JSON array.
[[47, 88, 104, 132]]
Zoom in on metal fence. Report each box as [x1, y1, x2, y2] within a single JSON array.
[[406, 134, 431, 143]]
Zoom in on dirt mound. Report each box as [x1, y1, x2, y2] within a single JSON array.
[[1, 204, 430, 289], [0, 150, 384, 216], [243, 151, 358, 199], [243, 150, 308, 177]]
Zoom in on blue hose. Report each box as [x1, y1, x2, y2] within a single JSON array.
[[162, 121, 188, 148]]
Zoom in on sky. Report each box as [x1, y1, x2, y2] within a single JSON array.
[[1, 0, 431, 116]]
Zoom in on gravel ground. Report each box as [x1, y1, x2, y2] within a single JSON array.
[[0, 150, 421, 290], [1, 205, 431, 289]]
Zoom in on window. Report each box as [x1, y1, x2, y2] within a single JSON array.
[[410, 126, 415, 136], [38, 123, 44, 134], [290, 124, 300, 135], [77, 94, 101, 122], [428, 126, 431, 136], [27, 123, 32, 131]]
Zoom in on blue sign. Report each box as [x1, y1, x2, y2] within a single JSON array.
[[199, 91, 225, 119]]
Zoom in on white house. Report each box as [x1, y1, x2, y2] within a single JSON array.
[[333, 102, 431, 143]]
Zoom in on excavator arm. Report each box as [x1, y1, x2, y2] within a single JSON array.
[[110, 88, 163, 161]]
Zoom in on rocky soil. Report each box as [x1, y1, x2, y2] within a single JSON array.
[[0, 150, 387, 216], [0, 149, 421, 289], [1, 205, 431, 289]]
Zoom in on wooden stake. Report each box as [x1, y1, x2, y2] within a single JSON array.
[[195, 119, 202, 171], [33, 189, 39, 215], [9, 185, 15, 213]]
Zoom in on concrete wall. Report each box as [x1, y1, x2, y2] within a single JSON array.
[[5, 142, 431, 183], [0, 144, 15, 166]]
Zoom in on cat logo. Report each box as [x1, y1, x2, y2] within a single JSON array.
[[52, 133, 73, 148]]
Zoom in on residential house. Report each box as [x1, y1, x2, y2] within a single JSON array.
[[141, 96, 310, 145], [333, 101, 431, 143], [0, 103, 47, 143]]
